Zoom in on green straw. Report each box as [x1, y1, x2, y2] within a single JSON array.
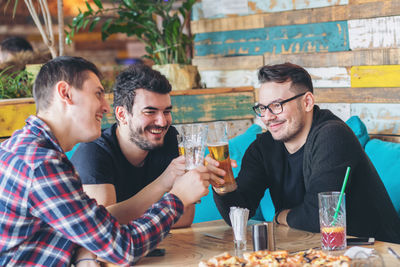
[[332, 166, 351, 226]]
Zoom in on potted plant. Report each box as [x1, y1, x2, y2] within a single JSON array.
[[67, 0, 200, 91]]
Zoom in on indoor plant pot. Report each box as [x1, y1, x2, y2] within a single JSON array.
[[67, 0, 200, 90]]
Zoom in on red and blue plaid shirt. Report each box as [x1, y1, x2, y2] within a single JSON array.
[[0, 116, 184, 266]]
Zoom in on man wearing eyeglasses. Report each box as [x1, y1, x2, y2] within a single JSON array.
[[207, 62, 400, 244]]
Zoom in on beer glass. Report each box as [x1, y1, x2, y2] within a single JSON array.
[[174, 124, 184, 156], [182, 123, 208, 170], [207, 121, 237, 194]]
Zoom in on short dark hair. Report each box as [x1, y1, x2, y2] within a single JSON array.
[[0, 36, 33, 53], [113, 64, 171, 116], [33, 56, 102, 112], [258, 62, 313, 93]]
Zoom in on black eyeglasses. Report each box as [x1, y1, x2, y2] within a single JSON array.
[[252, 92, 306, 117]]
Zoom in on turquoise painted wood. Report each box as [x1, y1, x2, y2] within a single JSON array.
[[194, 21, 349, 57], [192, 0, 349, 21], [171, 93, 255, 123], [100, 93, 255, 127]]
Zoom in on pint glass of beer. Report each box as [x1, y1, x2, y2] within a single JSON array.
[[182, 123, 208, 170], [207, 121, 237, 194]]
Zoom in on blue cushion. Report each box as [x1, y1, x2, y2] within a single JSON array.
[[346, 116, 370, 148], [65, 143, 80, 159], [365, 139, 400, 216], [260, 189, 275, 221]]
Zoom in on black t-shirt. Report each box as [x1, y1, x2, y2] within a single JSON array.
[[71, 124, 179, 202]]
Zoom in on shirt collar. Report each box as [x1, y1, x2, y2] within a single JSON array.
[[26, 115, 64, 153]]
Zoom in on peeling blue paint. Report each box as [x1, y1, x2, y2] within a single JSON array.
[[194, 21, 349, 56]]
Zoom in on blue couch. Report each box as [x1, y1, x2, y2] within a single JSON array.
[[194, 116, 400, 223]]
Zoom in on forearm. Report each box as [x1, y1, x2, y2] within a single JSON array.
[[106, 179, 167, 224], [172, 204, 195, 228]]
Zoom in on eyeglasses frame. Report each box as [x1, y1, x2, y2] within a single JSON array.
[[252, 92, 307, 117]]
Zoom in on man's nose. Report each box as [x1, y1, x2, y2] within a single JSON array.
[[262, 108, 277, 122], [102, 98, 111, 113], [155, 112, 168, 126]]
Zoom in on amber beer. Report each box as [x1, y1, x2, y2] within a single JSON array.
[[178, 145, 185, 156], [208, 142, 237, 193]]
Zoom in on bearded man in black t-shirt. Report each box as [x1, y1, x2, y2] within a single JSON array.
[[71, 64, 194, 227]]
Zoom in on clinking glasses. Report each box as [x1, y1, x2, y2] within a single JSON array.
[[252, 92, 306, 117]]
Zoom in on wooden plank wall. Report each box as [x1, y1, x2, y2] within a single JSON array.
[[0, 87, 255, 139], [191, 0, 400, 140]]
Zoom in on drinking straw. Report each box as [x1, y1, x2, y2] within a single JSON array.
[[332, 166, 351, 226]]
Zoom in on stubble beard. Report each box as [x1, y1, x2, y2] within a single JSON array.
[[269, 104, 305, 143], [128, 121, 165, 151]]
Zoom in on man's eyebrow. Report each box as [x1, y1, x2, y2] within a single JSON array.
[[143, 105, 173, 110]]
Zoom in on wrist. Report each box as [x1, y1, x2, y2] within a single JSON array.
[[274, 210, 281, 225], [74, 258, 100, 266]]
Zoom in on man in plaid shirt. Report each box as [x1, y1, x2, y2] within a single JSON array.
[[0, 56, 211, 266]]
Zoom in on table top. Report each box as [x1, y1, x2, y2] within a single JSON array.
[[106, 220, 400, 266]]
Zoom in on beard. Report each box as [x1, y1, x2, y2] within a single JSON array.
[[273, 118, 305, 143], [128, 120, 167, 151], [268, 103, 305, 143]]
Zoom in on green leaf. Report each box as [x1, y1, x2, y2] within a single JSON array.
[[93, 0, 103, 9], [89, 17, 101, 32], [101, 18, 113, 32], [85, 1, 93, 12], [122, 0, 133, 9]]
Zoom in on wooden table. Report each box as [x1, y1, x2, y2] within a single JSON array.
[[107, 220, 400, 266]]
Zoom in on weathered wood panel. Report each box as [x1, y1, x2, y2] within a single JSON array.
[[264, 48, 400, 67], [351, 65, 400, 88], [191, 14, 264, 35], [98, 88, 257, 129], [198, 68, 350, 89], [318, 103, 351, 122], [192, 1, 400, 34], [308, 67, 350, 88], [314, 87, 400, 103], [0, 99, 36, 138], [194, 21, 349, 57], [348, 16, 400, 50], [318, 103, 400, 136], [369, 134, 400, 144], [193, 55, 264, 71], [192, 0, 349, 21], [171, 92, 255, 124], [351, 103, 400, 135], [199, 70, 259, 88]]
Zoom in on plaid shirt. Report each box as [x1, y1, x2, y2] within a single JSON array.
[[0, 116, 184, 266]]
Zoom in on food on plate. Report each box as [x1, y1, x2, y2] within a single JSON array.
[[199, 249, 351, 266]]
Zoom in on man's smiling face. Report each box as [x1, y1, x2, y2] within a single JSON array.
[[126, 88, 172, 151]]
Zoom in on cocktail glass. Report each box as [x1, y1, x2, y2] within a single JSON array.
[[319, 192, 347, 251]]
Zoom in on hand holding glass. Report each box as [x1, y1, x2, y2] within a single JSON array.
[[207, 121, 237, 194]]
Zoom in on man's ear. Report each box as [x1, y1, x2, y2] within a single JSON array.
[[55, 81, 73, 105], [115, 106, 128, 125], [304, 92, 315, 112]]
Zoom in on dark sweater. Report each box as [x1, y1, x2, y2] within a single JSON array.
[[214, 106, 400, 243]]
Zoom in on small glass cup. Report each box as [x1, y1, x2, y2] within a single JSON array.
[[207, 121, 237, 194], [318, 192, 347, 251], [182, 123, 208, 171], [174, 124, 184, 156]]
